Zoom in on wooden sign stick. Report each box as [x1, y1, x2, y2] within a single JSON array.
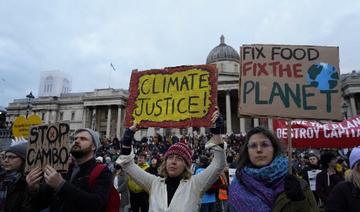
[[287, 119, 293, 174]]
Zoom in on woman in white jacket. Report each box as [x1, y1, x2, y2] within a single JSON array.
[[116, 110, 226, 212]]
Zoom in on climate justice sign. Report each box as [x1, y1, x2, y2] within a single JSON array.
[[273, 115, 360, 148], [125, 65, 218, 128], [239, 44, 341, 120], [25, 123, 70, 173]]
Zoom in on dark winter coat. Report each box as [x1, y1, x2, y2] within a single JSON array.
[[30, 158, 113, 212], [326, 181, 360, 212], [315, 170, 343, 205], [4, 177, 35, 212]]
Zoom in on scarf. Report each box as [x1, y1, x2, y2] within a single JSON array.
[[229, 156, 288, 212], [0, 171, 22, 211]]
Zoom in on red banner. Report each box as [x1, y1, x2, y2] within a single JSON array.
[[273, 115, 360, 148]]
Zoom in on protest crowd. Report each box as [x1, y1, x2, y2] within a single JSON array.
[[1, 119, 360, 211], [0, 53, 359, 211]]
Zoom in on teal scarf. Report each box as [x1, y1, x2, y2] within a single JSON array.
[[244, 155, 288, 183]]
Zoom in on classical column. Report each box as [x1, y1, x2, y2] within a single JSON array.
[[200, 127, 206, 136], [253, 118, 259, 127], [82, 107, 87, 127], [158, 128, 164, 136], [46, 111, 50, 124], [226, 90, 232, 134], [50, 110, 57, 123], [173, 128, 181, 137], [350, 96, 357, 117], [187, 127, 193, 137], [53, 110, 59, 123], [116, 106, 123, 139], [147, 127, 156, 137], [91, 107, 97, 130], [240, 118, 246, 134], [106, 106, 112, 138], [268, 118, 273, 131]]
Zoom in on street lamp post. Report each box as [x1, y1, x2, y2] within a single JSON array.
[[342, 102, 349, 120], [26, 92, 35, 118]]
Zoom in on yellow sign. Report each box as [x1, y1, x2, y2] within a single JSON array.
[[12, 115, 42, 138], [125, 65, 218, 128], [133, 69, 211, 123]]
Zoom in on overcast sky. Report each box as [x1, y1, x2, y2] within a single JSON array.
[[0, 0, 359, 107]]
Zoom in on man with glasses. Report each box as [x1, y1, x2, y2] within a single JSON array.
[[26, 128, 114, 212]]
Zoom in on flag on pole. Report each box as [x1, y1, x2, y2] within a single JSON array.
[[110, 63, 116, 71]]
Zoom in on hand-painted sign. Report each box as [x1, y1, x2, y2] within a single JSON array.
[[12, 115, 42, 138], [25, 123, 70, 173], [125, 65, 218, 128], [273, 115, 360, 148], [239, 44, 341, 120]]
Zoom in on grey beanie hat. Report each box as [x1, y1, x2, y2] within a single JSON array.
[[6, 141, 28, 160], [74, 128, 100, 149], [350, 147, 360, 169]]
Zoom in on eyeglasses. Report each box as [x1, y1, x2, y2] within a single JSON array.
[[4, 155, 19, 160], [247, 141, 273, 150]]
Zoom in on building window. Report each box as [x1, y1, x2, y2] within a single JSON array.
[[44, 76, 54, 93], [71, 112, 75, 120], [41, 112, 45, 120], [59, 112, 63, 121], [234, 64, 238, 72]]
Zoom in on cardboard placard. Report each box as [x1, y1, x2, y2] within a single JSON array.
[[125, 65, 218, 128], [239, 44, 341, 120], [25, 123, 70, 173]]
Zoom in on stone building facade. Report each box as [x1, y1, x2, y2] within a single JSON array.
[[6, 36, 360, 139], [7, 88, 128, 139]]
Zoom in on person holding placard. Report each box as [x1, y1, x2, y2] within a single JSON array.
[[228, 127, 318, 212], [0, 141, 36, 212], [25, 128, 115, 212], [116, 109, 226, 212]]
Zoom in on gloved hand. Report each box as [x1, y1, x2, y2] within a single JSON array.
[[210, 113, 224, 135], [284, 174, 305, 201]]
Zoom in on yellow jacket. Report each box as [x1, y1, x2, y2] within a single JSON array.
[[128, 162, 149, 193]]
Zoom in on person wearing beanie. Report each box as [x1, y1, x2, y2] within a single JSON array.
[[25, 128, 114, 212], [316, 151, 344, 207], [326, 147, 360, 212], [116, 109, 226, 212], [0, 141, 36, 212]]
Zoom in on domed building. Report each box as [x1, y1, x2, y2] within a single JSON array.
[[206, 35, 271, 134], [206, 35, 240, 72], [5, 37, 358, 141]]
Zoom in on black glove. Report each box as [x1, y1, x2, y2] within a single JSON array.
[[210, 113, 224, 135], [120, 128, 135, 155], [284, 174, 305, 201]]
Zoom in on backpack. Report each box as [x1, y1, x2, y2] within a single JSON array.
[[89, 164, 121, 212]]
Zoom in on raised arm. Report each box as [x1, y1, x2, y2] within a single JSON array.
[[116, 123, 157, 193], [193, 109, 226, 193]]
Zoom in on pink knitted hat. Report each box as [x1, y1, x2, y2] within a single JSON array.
[[164, 142, 192, 166]]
